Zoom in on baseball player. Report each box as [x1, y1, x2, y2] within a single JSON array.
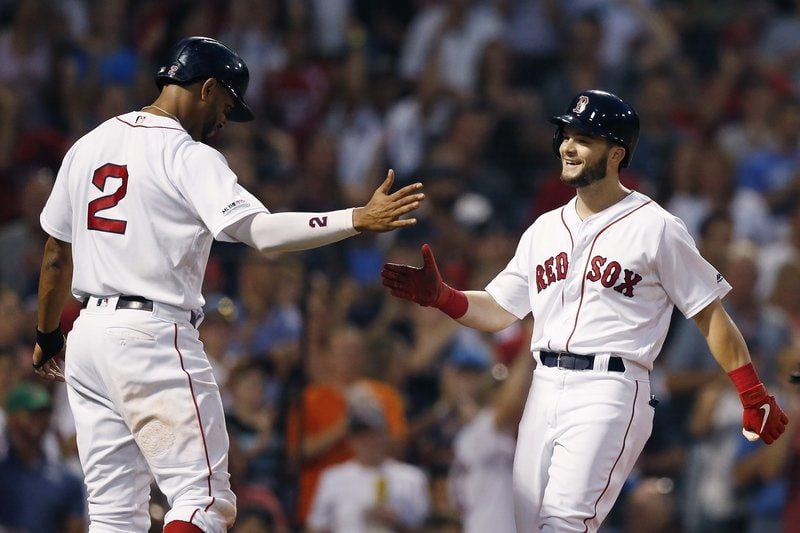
[[381, 89, 789, 532], [31, 37, 424, 533]]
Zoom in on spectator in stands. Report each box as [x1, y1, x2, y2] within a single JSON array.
[[732, 344, 800, 533], [232, 250, 303, 360], [669, 141, 774, 244], [307, 394, 429, 532], [758, 201, 800, 301], [0, 167, 53, 298], [736, 97, 800, 217], [768, 260, 800, 342], [684, 370, 746, 533], [225, 361, 283, 492], [448, 343, 533, 533], [0, 382, 86, 532], [287, 325, 408, 525], [399, 0, 503, 99]]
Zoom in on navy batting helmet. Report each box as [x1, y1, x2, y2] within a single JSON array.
[[155, 36, 254, 122], [549, 90, 639, 168]]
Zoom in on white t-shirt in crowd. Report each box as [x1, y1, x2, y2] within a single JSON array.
[[308, 458, 429, 533]]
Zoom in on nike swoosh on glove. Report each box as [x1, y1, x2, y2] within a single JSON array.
[[740, 384, 789, 444]]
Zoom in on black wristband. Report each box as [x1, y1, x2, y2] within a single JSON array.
[[34, 325, 65, 368]]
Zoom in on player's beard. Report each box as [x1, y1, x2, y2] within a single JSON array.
[[201, 119, 218, 142], [560, 151, 609, 188]]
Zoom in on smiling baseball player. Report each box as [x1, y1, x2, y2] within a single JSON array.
[[381, 89, 788, 532], [31, 36, 424, 533]]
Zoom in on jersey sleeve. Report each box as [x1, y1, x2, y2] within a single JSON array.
[[656, 215, 732, 318], [40, 146, 76, 242], [172, 142, 268, 240], [485, 226, 533, 319]]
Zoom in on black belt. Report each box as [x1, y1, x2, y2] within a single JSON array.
[[80, 296, 201, 327], [540, 351, 626, 372], [81, 295, 153, 311]]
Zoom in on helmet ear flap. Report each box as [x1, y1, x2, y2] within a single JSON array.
[[552, 127, 565, 161]]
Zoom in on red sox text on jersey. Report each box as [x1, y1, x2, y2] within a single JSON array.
[[535, 253, 643, 298]]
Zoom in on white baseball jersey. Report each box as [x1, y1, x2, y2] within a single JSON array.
[[486, 190, 731, 370], [40, 111, 268, 310]]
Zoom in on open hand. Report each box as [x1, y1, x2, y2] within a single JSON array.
[[381, 244, 445, 306], [352, 169, 424, 232], [32, 343, 66, 383]]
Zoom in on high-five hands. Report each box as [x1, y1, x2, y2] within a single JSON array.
[[381, 244, 468, 319], [382, 244, 446, 306], [352, 170, 424, 232]]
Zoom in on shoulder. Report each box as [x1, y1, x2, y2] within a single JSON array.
[[173, 138, 229, 168], [321, 460, 359, 481], [631, 193, 676, 230], [67, 117, 121, 151]]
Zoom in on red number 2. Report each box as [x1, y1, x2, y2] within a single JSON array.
[[88, 163, 128, 234]]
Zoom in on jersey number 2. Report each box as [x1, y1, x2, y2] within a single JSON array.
[[88, 163, 128, 234]]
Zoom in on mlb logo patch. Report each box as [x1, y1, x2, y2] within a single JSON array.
[[168, 64, 179, 76]]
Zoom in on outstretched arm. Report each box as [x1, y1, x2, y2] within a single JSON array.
[[224, 169, 424, 252], [693, 298, 788, 444], [33, 236, 73, 382], [381, 244, 517, 333]]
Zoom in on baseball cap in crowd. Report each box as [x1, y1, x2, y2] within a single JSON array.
[[5, 382, 52, 412], [447, 341, 492, 371], [348, 395, 387, 433]]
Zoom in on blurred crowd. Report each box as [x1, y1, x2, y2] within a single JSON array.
[[1, 0, 800, 531]]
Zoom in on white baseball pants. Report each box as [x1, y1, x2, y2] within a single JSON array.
[[65, 297, 235, 532], [513, 362, 654, 532]]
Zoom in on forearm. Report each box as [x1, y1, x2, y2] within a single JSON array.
[[693, 300, 788, 444], [493, 346, 534, 431], [456, 291, 519, 333], [225, 210, 359, 253], [693, 299, 751, 372], [37, 237, 73, 331]]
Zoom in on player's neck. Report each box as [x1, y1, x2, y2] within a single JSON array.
[[144, 87, 197, 136], [574, 177, 631, 219]]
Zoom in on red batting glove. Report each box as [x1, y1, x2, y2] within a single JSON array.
[[728, 363, 789, 444], [381, 244, 468, 319]]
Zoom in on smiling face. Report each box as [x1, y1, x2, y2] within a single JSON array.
[[558, 126, 624, 188]]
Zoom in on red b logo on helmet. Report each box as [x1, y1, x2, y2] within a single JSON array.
[[572, 95, 589, 114]]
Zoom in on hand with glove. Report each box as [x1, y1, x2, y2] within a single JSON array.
[[729, 363, 788, 444], [381, 244, 468, 319], [32, 325, 66, 383]]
